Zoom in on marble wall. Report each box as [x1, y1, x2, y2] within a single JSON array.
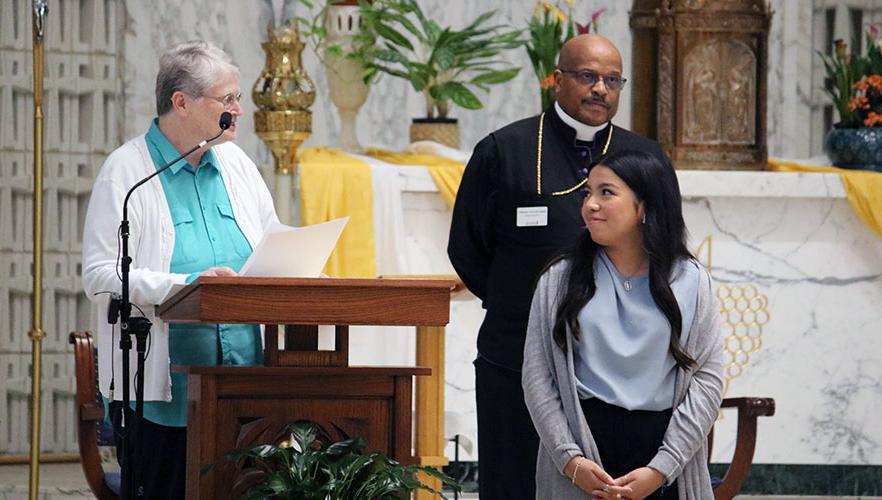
[[766, 0, 816, 159], [121, 0, 821, 174], [0, 0, 124, 454]]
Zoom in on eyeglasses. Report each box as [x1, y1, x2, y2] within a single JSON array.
[[203, 91, 242, 109], [558, 70, 627, 91]]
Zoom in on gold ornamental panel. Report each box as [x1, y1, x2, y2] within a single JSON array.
[[716, 283, 770, 396], [695, 235, 771, 397]]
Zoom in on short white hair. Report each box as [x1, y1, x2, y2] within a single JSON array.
[[155, 40, 239, 116]]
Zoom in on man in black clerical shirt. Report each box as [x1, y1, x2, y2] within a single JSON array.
[[447, 34, 665, 500]]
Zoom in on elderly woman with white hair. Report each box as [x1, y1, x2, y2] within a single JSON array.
[[81, 40, 278, 498]]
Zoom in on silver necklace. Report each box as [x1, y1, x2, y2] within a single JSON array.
[[621, 267, 646, 292], [608, 253, 647, 292]]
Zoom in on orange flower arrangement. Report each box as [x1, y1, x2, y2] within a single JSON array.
[[847, 95, 868, 112], [540, 73, 556, 90], [848, 75, 882, 126], [866, 112, 882, 127], [823, 24, 882, 169], [820, 24, 882, 128]]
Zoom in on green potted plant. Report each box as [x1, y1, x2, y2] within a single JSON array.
[[819, 25, 882, 170], [354, 0, 524, 148], [218, 421, 461, 499]]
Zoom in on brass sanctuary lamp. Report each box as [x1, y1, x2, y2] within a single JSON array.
[[252, 22, 316, 221]]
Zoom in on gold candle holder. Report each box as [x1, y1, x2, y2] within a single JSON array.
[[253, 22, 316, 175]]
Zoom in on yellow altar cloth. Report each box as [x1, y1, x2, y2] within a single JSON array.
[[297, 148, 882, 278], [297, 147, 465, 277], [364, 148, 465, 209], [768, 159, 882, 238], [297, 147, 376, 278]]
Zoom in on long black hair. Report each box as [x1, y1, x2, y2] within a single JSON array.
[[549, 150, 696, 369]]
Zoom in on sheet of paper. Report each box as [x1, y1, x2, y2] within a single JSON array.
[[161, 283, 188, 303], [239, 217, 349, 278]]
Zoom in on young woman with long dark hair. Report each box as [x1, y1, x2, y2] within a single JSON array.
[[522, 150, 724, 499]]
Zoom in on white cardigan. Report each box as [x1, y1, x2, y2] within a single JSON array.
[[81, 135, 279, 401]]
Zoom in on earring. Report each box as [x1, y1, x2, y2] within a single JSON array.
[[642, 212, 646, 224]]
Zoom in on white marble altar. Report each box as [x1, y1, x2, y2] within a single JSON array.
[[377, 166, 882, 465], [679, 170, 882, 466]]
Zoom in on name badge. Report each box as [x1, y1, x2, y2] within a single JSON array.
[[516, 206, 548, 227]]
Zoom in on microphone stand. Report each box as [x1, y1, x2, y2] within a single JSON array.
[[112, 115, 230, 499]]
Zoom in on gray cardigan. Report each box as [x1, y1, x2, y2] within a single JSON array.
[[522, 260, 724, 499]]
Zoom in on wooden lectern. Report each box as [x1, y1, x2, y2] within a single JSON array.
[[158, 276, 454, 499]]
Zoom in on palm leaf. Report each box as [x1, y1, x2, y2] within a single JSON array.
[[470, 67, 520, 85], [375, 22, 415, 51], [462, 10, 495, 32], [438, 82, 483, 109]]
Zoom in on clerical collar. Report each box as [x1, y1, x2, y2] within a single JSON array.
[[554, 101, 609, 142]]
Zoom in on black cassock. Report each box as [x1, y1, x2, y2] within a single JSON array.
[[447, 105, 664, 500]]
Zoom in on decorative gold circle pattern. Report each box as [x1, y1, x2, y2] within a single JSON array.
[[716, 283, 769, 394]]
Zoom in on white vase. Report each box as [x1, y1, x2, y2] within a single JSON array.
[[325, 5, 369, 153]]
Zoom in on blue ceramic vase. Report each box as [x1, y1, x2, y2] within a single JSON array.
[[824, 126, 882, 171]]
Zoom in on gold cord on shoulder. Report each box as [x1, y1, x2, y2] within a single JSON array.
[[551, 178, 588, 196], [601, 125, 613, 156], [536, 112, 545, 195], [537, 117, 614, 196]]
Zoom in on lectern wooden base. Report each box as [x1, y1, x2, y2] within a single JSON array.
[[158, 277, 454, 500], [177, 365, 428, 498]]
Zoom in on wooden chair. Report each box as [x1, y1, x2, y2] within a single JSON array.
[[70, 331, 120, 500], [711, 396, 776, 500]]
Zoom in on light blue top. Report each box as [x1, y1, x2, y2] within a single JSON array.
[[573, 251, 699, 411], [139, 119, 262, 427]]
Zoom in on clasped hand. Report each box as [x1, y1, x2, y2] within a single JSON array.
[[565, 457, 665, 500]]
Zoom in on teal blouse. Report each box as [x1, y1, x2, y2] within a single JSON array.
[[140, 120, 262, 427]]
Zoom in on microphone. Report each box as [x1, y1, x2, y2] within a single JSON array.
[[219, 111, 233, 131]]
